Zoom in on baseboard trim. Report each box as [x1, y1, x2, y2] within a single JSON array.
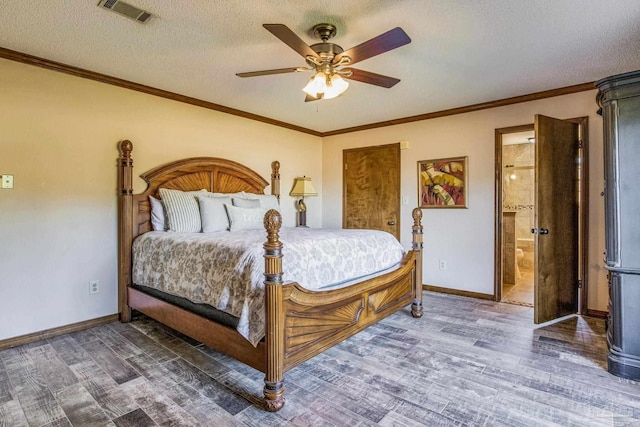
[[423, 284, 609, 317], [423, 284, 494, 301], [586, 309, 608, 319], [0, 314, 119, 350]]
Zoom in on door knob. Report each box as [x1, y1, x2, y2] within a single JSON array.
[[539, 228, 549, 235], [531, 228, 538, 234], [387, 220, 396, 226]]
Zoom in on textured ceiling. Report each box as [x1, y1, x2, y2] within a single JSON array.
[[1, 1, 640, 133]]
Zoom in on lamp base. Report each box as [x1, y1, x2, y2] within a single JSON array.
[[297, 210, 308, 228]]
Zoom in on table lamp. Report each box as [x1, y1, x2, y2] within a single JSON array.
[[290, 176, 317, 227]]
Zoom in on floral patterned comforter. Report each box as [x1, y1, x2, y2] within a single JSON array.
[[132, 228, 405, 346]]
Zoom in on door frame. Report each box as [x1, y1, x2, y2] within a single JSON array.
[[493, 117, 589, 315]]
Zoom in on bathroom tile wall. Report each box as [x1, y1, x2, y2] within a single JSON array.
[[503, 143, 535, 243]]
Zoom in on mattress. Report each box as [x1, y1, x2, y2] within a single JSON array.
[[132, 227, 405, 346]]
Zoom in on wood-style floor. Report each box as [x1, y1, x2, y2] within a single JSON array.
[[1, 292, 637, 426]]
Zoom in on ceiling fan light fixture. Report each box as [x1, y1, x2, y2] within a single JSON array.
[[323, 74, 349, 99], [302, 72, 349, 100], [302, 72, 326, 98]]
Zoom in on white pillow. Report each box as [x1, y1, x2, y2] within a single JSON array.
[[159, 188, 206, 232], [251, 194, 280, 211], [225, 204, 267, 231], [149, 196, 167, 231], [232, 197, 260, 208], [199, 196, 231, 232]]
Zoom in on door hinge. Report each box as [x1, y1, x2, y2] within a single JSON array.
[[577, 139, 584, 149], [577, 279, 583, 289]]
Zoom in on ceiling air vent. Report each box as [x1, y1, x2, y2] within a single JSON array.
[[97, 0, 152, 24]]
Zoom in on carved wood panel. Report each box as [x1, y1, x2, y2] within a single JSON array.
[[343, 143, 401, 239], [368, 275, 413, 314], [284, 298, 364, 357]]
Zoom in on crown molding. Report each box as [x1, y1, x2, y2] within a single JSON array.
[[0, 46, 595, 138], [0, 46, 322, 137], [323, 82, 596, 136]]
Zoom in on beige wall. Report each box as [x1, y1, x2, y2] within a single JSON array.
[[0, 58, 322, 340], [322, 90, 608, 312], [0, 56, 608, 341]]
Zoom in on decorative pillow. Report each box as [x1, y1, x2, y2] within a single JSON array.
[[199, 196, 231, 232], [232, 197, 261, 208], [225, 204, 267, 231], [159, 188, 206, 232], [149, 196, 167, 231], [251, 194, 280, 212]]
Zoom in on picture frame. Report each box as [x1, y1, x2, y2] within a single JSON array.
[[418, 156, 468, 208]]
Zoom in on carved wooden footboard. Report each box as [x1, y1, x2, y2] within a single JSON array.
[[117, 140, 424, 412], [262, 208, 423, 410]]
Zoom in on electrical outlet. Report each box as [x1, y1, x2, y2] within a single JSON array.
[[1, 175, 13, 189], [439, 260, 447, 270], [89, 280, 100, 295]]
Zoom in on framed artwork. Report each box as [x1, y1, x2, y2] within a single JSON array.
[[418, 156, 468, 208]]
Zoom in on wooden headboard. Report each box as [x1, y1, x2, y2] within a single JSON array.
[[117, 139, 280, 317]]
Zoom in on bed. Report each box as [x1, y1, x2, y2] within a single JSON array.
[[117, 139, 424, 411]]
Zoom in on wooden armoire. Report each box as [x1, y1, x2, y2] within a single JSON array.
[[596, 70, 640, 380]]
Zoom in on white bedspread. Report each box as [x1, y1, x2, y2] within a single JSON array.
[[132, 228, 405, 346]]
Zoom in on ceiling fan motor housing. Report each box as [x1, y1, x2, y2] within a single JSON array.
[[312, 23, 337, 41], [307, 42, 344, 68]]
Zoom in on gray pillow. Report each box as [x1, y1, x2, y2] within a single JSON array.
[[232, 197, 261, 208], [199, 196, 231, 232], [252, 194, 280, 212]]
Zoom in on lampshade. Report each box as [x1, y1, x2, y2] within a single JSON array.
[[290, 176, 317, 197], [323, 74, 349, 99], [302, 72, 325, 98], [302, 72, 349, 100]]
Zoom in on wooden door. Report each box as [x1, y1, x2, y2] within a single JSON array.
[[343, 144, 400, 239], [534, 115, 579, 324]]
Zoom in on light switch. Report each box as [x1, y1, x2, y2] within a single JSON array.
[[2, 175, 14, 189], [402, 196, 409, 205]]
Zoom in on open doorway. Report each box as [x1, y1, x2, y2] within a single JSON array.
[[501, 129, 535, 306], [495, 116, 589, 322]]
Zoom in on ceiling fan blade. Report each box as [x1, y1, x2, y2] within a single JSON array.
[[335, 27, 411, 66], [236, 67, 304, 78], [263, 24, 320, 59], [342, 68, 401, 88]]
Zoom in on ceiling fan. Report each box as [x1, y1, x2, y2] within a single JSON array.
[[236, 23, 411, 101]]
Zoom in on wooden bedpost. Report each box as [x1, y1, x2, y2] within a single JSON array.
[[411, 207, 424, 318], [263, 209, 285, 411], [271, 161, 280, 202], [118, 140, 134, 322]]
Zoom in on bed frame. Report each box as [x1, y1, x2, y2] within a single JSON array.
[[117, 139, 424, 411]]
